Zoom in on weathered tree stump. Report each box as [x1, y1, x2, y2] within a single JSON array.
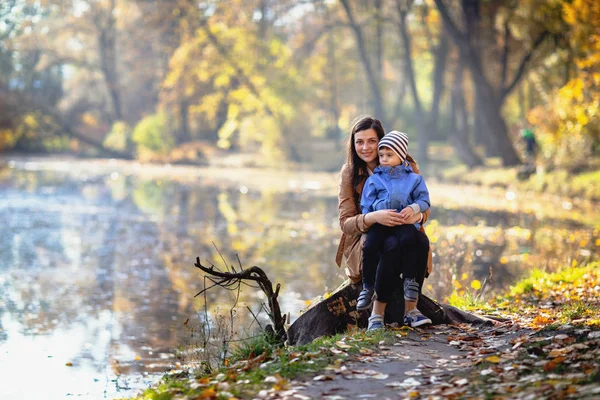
[[287, 280, 494, 346]]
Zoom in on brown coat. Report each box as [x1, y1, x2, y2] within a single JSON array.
[[335, 156, 432, 283]]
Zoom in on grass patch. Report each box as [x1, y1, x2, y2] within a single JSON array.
[[562, 301, 588, 320], [508, 263, 596, 297], [447, 291, 491, 311], [230, 333, 278, 361], [133, 329, 401, 400]]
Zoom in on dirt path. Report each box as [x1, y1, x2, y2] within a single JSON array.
[[295, 329, 465, 399], [282, 324, 525, 400]]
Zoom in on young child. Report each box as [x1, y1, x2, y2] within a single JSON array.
[[357, 131, 432, 329]]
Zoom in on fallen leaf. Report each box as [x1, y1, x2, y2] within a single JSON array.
[[533, 316, 554, 326], [198, 387, 216, 399], [485, 355, 501, 363], [313, 375, 334, 381], [371, 373, 389, 380], [335, 341, 351, 349], [543, 360, 558, 372], [548, 349, 565, 358]]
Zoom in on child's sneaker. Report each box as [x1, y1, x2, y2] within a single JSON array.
[[403, 309, 432, 328], [367, 314, 385, 331], [356, 288, 376, 310]]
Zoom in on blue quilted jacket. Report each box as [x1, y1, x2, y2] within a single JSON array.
[[360, 163, 430, 229]]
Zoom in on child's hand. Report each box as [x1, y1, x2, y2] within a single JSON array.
[[398, 207, 415, 221]]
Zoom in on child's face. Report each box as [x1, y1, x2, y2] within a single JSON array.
[[378, 147, 402, 167]]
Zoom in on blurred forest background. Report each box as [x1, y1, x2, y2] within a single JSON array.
[[1, 0, 599, 170]]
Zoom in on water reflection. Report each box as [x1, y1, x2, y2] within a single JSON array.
[[0, 159, 598, 399]]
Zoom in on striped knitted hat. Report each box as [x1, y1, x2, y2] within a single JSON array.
[[378, 131, 409, 162]]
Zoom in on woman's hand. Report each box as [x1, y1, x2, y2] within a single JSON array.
[[367, 210, 401, 226], [368, 209, 402, 226], [368, 208, 423, 227]]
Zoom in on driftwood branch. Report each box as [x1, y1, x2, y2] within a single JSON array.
[[194, 257, 286, 342]]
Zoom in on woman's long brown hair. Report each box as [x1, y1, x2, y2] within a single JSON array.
[[346, 116, 385, 202]]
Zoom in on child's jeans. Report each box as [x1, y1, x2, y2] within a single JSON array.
[[362, 224, 429, 303]]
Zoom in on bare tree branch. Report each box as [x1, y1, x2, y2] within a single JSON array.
[[500, 21, 510, 89], [502, 31, 549, 99], [246, 306, 264, 330]]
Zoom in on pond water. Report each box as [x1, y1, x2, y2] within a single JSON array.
[[0, 157, 598, 399]]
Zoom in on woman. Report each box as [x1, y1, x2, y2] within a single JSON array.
[[335, 116, 432, 329]]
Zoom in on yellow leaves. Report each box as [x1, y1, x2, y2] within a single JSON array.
[[485, 355, 501, 363], [214, 73, 231, 88], [576, 108, 589, 126], [500, 256, 508, 265], [23, 114, 39, 129], [0, 128, 20, 151], [270, 375, 289, 391], [562, 2, 577, 25], [471, 280, 482, 290], [533, 315, 555, 326], [217, 120, 238, 149], [81, 112, 98, 127]]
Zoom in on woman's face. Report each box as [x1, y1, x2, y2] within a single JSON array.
[[354, 128, 380, 165]]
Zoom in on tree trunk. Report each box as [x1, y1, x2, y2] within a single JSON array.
[[340, 0, 385, 123], [374, 0, 383, 90], [97, 0, 122, 123], [518, 83, 525, 120], [428, 34, 449, 141], [211, 94, 230, 143], [287, 280, 495, 346], [396, 1, 428, 164], [327, 23, 341, 142], [178, 100, 190, 145], [434, 0, 522, 166], [450, 61, 483, 167]]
